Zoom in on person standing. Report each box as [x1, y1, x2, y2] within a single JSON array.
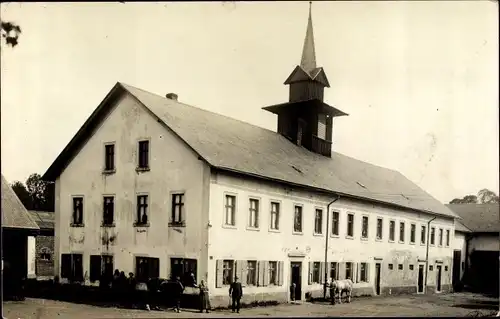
[[198, 280, 211, 313], [172, 276, 184, 313], [229, 276, 243, 313]]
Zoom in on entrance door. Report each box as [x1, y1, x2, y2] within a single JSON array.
[[417, 264, 424, 293], [452, 250, 462, 289], [290, 262, 302, 301], [436, 265, 442, 292], [374, 263, 381, 295]]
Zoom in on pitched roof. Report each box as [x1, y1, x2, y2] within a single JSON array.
[[42, 82, 458, 219], [1, 174, 40, 230], [446, 204, 500, 233], [454, 220, 472, 233], [28, 211, 55, 230]]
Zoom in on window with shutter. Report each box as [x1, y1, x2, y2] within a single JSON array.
[[278, 261, 284, 286], [246, 260, 257, 286], [308, 261, 313, 285], [258, 261, 265, 287], [262, 261, 269, 286], [239, 260, 248, 286], [216, 260, 224, 288]]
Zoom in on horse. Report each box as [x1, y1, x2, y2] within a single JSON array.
[[330, 279, 353, 304]]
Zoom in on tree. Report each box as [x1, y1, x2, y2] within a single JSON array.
[[477, 188, 500, 204], [449, 189, 499, 204], [1, 20, 22, 47], [11, 173, 54, 211], [11, 181, 33, 210]]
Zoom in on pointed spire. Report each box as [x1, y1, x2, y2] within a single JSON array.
[[300, 1, 317, 74]]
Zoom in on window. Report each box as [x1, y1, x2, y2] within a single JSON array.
[[104, 144, 115, 171], [361, 216, 369, 238], [314, 209, 323, 234], [224, 195, 236, 226], [248, 198, 259, 228], [223, 260, 234, 285], [347, 213, 354, 237], [39, 248, 51, 261], [446, 229, 450, 246], [398, 264, 403, 270], [247, 261, 257, 286], [270, 202, 280, 230], [330, 262, 338, 280], [171, 193, 185, 225], [376, 218, 383, 240], [61, 253, 84, 282], [317, 113, 327, 139], [359, 263, 368, 282], [138, 140, 149, 169], [102, 196, 114, 226], [409, 264, 414, 270], [89, 255, 113, 282], [421, 226, 426, 244], [399, 222, 405, 242], [388, 264, 393, 270], [429, 265, 433, 271], [410, 224, 416, 243], [430, 227, 435, 245], [136, 195, 149, 225], [312, 262, 320, 283], [170, 258, 197, 286], [389, 220, 395, 241], [345, 262, 353, 280], [293, 205, 303, 233], [331, 211, 339, 236], [72, 197, 84, 226], [135, 257, 159, 283], [439, 228, 443, 246], [269, 261, 278, 285]]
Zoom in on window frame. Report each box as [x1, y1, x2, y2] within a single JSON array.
[[60, 253, 84, 282], [223, 194, 237, 227], [420, 225, 427, 245], [246, 260, 257, 286], [359, 262, 368, 282], [135, 194, 149, 226], [312, 261, 321, 283], [137, 139, 150, 170], [376, 217, 383, 240], [103, 142, 116, 173], [389, 220, 396, 242], [361, 215, 369, 239], [399, 221, 405, 243], [438, 228, 443, 247], [135, 256, 160, 283], [410, 223, 416, 244], [170, 192, 186, 227], [293, 204, 304, 234], [269, 261, 278, 285], [248, 197, 260, 230], [102, 195, 115, 227], [346, 213, 355, 238], [71, 196, 84, 227], [222, 259, 235, 286], [269, 201, 281, 232], [314, 208, 323, 235], [345, 262, 353, 280], [330, 262, 339, 281], [331, 210, 340, 237], [445, 229, 450, 247], [430, 227, 436, 246]]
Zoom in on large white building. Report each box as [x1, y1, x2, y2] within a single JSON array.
[[42, 6, 460, 307]]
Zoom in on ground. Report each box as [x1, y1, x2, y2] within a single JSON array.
[[2, 292, 498, 318]]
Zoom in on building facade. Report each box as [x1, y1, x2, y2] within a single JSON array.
[[27, 211, 55, 280], [42, 5, 459, 307]]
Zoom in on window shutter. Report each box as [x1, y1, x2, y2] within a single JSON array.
[[356, 263, 360, 283], [262, 261, 269, 286], [308, 262, 313, 285], [216, 260, 223, 288], [366, 263, 370, 283], [339, 262, 346, 280], [258, 261, 265, 287], [326, 262, 331, 282], [320, 262, 325, 284], [235, 261, 242, 283], [240, 260, 248, 286], [278, 261, 284, 286]]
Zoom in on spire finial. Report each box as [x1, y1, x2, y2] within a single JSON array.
[[301, 1, 316, 74]]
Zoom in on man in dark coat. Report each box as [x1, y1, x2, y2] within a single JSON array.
[[172, 276, 184, 313], [229, 276, 243, 313]]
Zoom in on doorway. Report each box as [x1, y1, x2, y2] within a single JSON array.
[[374, 263, 381, 295], [452, 250, 462, 290], [436, 265, 442, 292], [417, 264, 424, 294], [290, 262, 302, 301]]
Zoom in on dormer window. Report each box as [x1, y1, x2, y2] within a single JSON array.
[[317, 113, 327, 139]]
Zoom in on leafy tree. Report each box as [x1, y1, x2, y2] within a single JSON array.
[[449, 189, 499, 204], [10, 181, 33, 209], [11, 173, 54, 211], [1, 20, 22, 47]]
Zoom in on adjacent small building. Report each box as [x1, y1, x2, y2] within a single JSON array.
[[448, 204, 499, 295], [27, 211, 55, 280], [42, 6, 461, 307], [1, 174, 40, 296]]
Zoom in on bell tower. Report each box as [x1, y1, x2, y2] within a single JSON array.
[[263, 2, 348, 157]]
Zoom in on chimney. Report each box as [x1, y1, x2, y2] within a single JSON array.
[[166, 93, 178, 101]]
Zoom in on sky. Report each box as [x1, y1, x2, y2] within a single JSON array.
[[1, 1, 498, 204]]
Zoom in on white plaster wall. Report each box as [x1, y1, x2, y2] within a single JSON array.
[[207, 171, 455, 297], [27, 236, 36, 278], [54, 93, 210, 282]]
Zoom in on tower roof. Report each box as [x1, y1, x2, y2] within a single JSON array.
[[300, 2, 316, 74]]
